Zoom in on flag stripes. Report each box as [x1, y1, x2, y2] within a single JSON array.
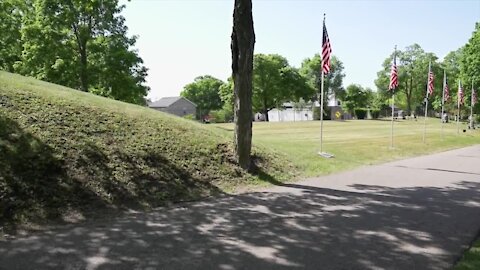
[[427, 69, 434, 96], [444, 76, 450, 102], [458, 81, 464, 106], [389, 56, 398, 91], [322, 21, 332, 74]]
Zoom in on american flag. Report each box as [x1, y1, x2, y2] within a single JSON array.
[[427, 64, 434, 97], [458, 81, 464, 106], [322, 21, 332, 74], [443, 75, 450, 102], [389, 55, 398, 91]]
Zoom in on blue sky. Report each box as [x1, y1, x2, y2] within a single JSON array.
[[120, 0, 480, 101]]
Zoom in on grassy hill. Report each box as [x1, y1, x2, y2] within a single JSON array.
[[0, 71, 296, 230]]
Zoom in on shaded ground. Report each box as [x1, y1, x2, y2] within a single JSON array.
[[0, 71, 296, 229], [1, 145, 480, 270]]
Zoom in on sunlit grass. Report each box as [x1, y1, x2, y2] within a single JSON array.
[[454, 239, 480, 270], [214, 119, 479, 177]]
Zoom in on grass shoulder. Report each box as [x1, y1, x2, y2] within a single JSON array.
[[454, 238, 480, 270]]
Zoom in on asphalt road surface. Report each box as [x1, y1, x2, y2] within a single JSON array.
[[1, 145, 480, 270]]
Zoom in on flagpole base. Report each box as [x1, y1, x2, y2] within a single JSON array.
[[318, 152, 335, 158]]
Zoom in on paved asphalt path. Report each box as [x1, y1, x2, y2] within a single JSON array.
[[1, 145, 480, 270]]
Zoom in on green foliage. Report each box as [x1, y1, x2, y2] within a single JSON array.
[[182, 114, 196, 121], [375, 44, 441, 115], [181, 75, 225, 119], [313, 106, 321, 120], [460, 23, 480, 115], [454, 238, 480, 270], [252, 54, 314, 120], [370, 109, 380, 119], [4, 0, 149, 104], [312, 106, 330, 120], [209, 108, 233, 123], [354, 109, 367, 119], [443, 48, 463, 87], [300, 54, 346, 102], [460, 23, 480, 87], [219, 77, 234, 110], [0, 71, 297, 229], [0, 0, 24, 72], [218, 54, 314, 121], [342, 84, 370, 117]]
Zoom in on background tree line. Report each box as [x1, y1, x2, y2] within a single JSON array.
[[0, 0, 149, 105], [182, 22, 479, 123], [181, 53, 347, 122], [375, 23, 480, 118]]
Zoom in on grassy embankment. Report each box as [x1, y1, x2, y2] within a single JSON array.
[[454, 239, 480, 270], [0, 71, 295, 230]]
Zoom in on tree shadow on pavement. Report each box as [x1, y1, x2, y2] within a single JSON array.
[[1, 179, 480, 269]]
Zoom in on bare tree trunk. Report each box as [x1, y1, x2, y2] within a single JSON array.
[[263, 97, 269, 122], [79, 43, 88, 92], [231, 0, 255, 170]]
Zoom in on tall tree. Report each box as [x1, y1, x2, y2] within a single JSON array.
[[252, 54, 313, 121], [299, 54, 346, 103], [460, 22, 480, 114], [375, 44, 440, 115], [231, 0, 255, 170], [15, 0, 149, 104], [0, 0, 25, 72], [218, 54, 314, 121], [180, 75, 225, 119], [342, 84, 369, 117]]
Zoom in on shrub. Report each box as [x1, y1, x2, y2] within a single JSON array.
[[313, 107, 331, 120], [355, 109, 367, 119], [209, 109, 233, 123], [183, 114, 196, 121], [370, 109, 380, 119]]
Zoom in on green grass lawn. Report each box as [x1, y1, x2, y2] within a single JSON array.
[[214, 119, 479, 177], [455, 239, 480, 270]]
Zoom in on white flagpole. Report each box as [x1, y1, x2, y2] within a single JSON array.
[[457, 80, 461, 134], [318, 14, 333, 158], [391, 93, 395, 148], [320, 70, 325, 153], [471, 79, 474, 129], [423, 62, 431, 143], [441, 70, 446, 139], [390, 46, 397, 149]]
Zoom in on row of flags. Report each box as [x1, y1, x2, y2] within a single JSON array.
[[388, 56, 477, 107], [320, 17, 475, 151], [321, 18, 476, 112]]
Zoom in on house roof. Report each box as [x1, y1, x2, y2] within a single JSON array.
[[149, 96, 196, 108]]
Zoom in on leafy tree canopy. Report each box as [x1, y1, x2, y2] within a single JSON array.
[[1, 0, 149, 104], [299, 54, 346, 101], [180, 75, 225, 118]]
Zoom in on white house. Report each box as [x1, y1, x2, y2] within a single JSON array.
[[267, 102, 313, 122]]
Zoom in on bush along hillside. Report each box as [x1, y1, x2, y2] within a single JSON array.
[[0, 71, 297, 231]]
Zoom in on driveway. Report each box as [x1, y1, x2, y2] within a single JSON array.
[[1, 145, 480, 270]]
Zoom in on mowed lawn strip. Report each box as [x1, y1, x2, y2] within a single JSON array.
[[455, 239, 480, 270], [215, 120, 480, 177]]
